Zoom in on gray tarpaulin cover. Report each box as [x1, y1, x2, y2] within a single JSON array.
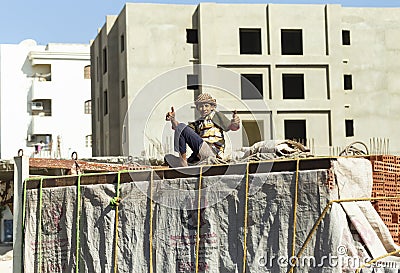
[[23, 158, 400, 272]]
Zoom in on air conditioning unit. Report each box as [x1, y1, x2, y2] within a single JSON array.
[[27, 134, 36, 142], [32, 102, 43, 110]]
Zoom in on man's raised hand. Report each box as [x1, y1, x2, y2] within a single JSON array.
[[165, 106, 175, 121]]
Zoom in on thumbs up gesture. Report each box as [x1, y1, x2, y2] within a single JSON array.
[[230, 110, 240, 130], [165, 106, 175, 121]]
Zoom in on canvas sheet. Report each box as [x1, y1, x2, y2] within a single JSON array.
[[23, 158, 400, 272]]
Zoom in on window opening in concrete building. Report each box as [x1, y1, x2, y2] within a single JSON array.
[[97, 98, 100, 121], [345, 119, 354, 137], [342, 30, 350, 45], [284, 120, 307, 144], [282, 74, 304, 99], [123, 126, 127, 143], [30, 134, 52, 154], [281, 29, 303, 55], [32, 64, 52, 81], [120, 34, 125, 52], [121, 80, 126, 98], [186, 29, 198, 44], [187, 74, 199, 90], [96, 56, 99, 82], [103, 90, 108, 115], [239, 28, 262, 54], [241, 74, 263, 99], [84, 100, 91, 114], [86, 135, 92, 147], [3, 219, 13, 242], [103, 47, 107, 74], [242, 120, 264, 147], [84, 65, 91, 79], [344, 74, 352, 90], [31, 99, 52, 116]]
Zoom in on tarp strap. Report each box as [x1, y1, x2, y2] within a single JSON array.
[[291, 159, 300, 258], [149, 170, 154, 273], [37, 177, 44, 273], [112, 171, 122, 273], [242, 162, 250, 273], [22, 178, 28, 273], [289, 195, 400, 273], [356, 248, 400, 273], [195, 166, 204, 273], [75, 175, 82, 273]]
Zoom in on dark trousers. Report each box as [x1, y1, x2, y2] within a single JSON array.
[[174, 123, 203, 161]]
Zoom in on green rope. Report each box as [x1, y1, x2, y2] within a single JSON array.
[[110, 172, 122, 208], [38, 177, 44, 273], [75, 175, 82, 273], [110, 197, 121, 207]]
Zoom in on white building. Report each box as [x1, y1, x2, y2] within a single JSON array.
[[91, 3, 400, 158], [0, 40, 92, 159]]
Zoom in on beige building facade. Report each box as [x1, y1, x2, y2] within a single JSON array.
[[91, 3, 400, 158]]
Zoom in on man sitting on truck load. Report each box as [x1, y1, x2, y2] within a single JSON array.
[[165, 93, 240, 167]]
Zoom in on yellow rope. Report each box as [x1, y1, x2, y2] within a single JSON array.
[[242, 162, 250, 273], [289, 195, 400, 273], [291, 159, 300, 259], [75, 175, 82, 273], [356, 249, 400, 273], [288, 201, 334, 273], [113, 172, 122, 273], [149, 170, 154, 273], [195, 166, 204, 273], [38, 177, 44, 273]]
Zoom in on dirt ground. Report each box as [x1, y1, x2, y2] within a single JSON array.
[[0, 244, 13, 273]]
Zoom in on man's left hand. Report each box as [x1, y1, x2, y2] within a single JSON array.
[[230, 110, 240, 130]]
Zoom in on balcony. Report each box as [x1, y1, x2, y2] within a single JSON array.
[[31, 78, 54, 100], [29, 115, 54, 135]]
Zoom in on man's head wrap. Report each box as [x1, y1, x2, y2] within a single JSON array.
[[195, 93, 217, 106]]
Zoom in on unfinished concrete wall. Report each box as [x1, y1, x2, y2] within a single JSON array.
[[92, 3, 400, 157]]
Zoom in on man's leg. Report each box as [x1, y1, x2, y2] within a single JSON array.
[[164, 123, 204, 167], [174, 123, 203, 157]]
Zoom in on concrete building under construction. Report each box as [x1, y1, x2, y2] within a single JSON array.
[[91, 3, 400, 158]]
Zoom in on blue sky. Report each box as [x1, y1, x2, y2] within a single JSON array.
[[0, 0, 399, 45]]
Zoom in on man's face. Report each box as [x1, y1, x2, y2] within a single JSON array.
[[197, 103, 215, 117]]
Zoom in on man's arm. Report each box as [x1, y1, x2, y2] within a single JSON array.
[[165, 106, 179, 130], [214, 111, 240, 131]]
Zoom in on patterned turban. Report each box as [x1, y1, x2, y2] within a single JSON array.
[[194, 93, 217, 106]]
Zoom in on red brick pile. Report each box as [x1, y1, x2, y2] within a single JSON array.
[[370, 155, 400, 245]]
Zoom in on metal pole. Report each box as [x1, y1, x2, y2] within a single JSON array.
[[13, 155, 29, 273]]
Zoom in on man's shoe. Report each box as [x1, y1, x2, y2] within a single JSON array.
[[164, 154, 188, 168]]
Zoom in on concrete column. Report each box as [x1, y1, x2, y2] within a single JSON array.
[[13, 156, 29, 273]]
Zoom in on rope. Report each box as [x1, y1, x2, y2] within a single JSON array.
[[356, 248, 400, 273], [195, 166, 204, 273], [149, 170, 154, 273], [112, 172, 122, 273], [288, 201, 334, 273], [22, 178, 28, 272], [339, 141, 369, 156], [291, 159, 300, 259], [242, 162, 250, 273], [75, 175, 82, 273], [38, 177, 44, 273], [288, 195, 400, 273]]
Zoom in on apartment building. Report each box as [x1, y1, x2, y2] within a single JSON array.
[[91, 3, 400, 157], [0, 40, 92, 159]]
